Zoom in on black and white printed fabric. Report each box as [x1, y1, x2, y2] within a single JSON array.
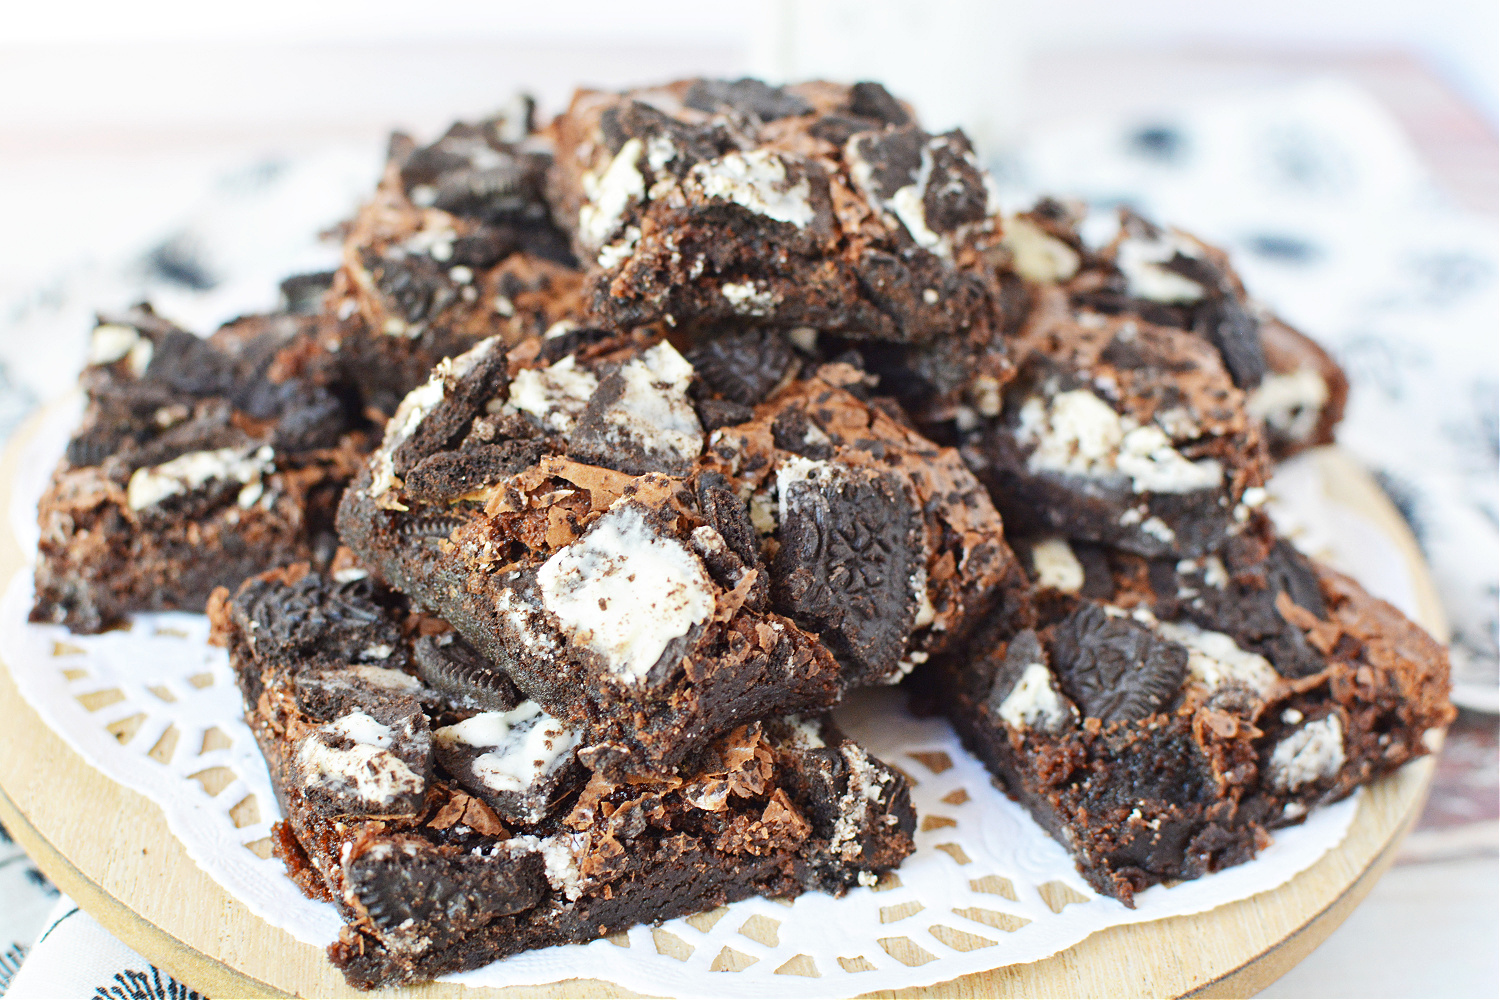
[[0, 891, 203, 1000]]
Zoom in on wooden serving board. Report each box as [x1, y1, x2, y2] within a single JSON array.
[[0, 405, 1447, 1000]]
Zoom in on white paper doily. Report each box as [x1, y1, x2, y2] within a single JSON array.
[[4, 403, 1396, 997]]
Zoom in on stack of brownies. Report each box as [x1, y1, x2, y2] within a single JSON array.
[[31, 78, 1453, 988]]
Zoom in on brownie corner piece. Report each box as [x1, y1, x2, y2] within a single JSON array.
[[929, 528, 1453, 905], [31, 309, 365, 633], [221, 568, 914, 988]]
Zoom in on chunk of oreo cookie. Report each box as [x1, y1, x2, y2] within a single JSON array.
[[231, 571, 404, 672], [403, 440, 547, 503], [431, 702, 583, 824], [683, 78, 814, 121], [921, 131, 988, 234], [686, 327, 796, 405], [565, 344, 704, 477], [390, 341, 512, 478], [413, 633, 523, 711], [1051, 604, 1187, 723], [771, 462, 923, 680], [848, 81, 910, 127], [694, 472, 760, 568], [293, 698, 432, 817], [144, 329, 237, 398], [347, 838, 547, 953]]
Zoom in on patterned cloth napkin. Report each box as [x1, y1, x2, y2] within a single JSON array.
[[0, 77, 1492, 998]]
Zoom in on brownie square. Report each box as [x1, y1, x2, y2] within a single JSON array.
[[546, 77, 1012, 421], [214, 566, 915, 988], [337, 328, 1025, 771], [924, 519, 1454, 904], [31, 306, 367, 632]]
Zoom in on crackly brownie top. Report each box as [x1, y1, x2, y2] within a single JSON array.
[[960, 282, 1269, 557], [61, 306, 358, 511], [984, 522, 1451, 770], [361, 327, 1021, 688], [548, 77, 1002, 342], [1001, 284, 1264, 488]]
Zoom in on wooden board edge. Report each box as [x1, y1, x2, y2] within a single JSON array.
[[0, 781, 287, 999], [1184, 771, 1432, 998]]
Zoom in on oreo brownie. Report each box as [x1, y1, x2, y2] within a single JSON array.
[[959, 283, 1270, 558], [999, 202, 1347, 459], [338, 329, 1024, 770], [927, 521, 1454, 904], [214, 565, 915, 988], [330, 98, 585, 417], [32, 307, 367, 633], [546, 77, 1010, 420]]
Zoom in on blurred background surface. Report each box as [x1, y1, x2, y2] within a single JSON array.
[[0, 3, 1495, 998]]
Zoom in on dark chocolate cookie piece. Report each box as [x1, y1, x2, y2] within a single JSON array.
[[771, 461, 924, 681], [231, 571, 405, 673], [347, 838, 547, 955], [1051, 604, 1187, 723], [389, 338, 512, 479], [685, 327, 796, 406], [413, 633, 523, 711], [403, 440, 547, 503], [144, 328, 238, 398], [847, 81, 910, 127], [682, 77, 814, 121], [292, 664, 430, 723]]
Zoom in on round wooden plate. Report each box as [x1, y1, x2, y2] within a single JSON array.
[[0, 406, 1447, 1000]]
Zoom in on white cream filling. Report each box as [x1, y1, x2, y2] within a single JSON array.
[[592, 341, 703, 464], [886, 146, 944, 254], [507, 354, 600, 435], [1246, 368, 1330, 442], [579, 137, 645, 250], [596, 225, 642, 269], [997, 661, 1070, 731], [345, 664, 422, 691], [500, 832, 588, 900], [127, 445, 275, 511], [434, 701, 579, 796], [1031, 537, 1085, 593], [536, 503, 715, 683], [1017, 388, 1223, 494], [1115, 232, 1207, 303], [1270, 714, 1346, 791], [1002, 216, 1081, 283], [89, 323, 155, 375], [1152, 619, 1280, 696], [296, 711, 423, 805], [829, 744, 891, 860], [687, 149, 815, 228], [720, 280, 778, 316]]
